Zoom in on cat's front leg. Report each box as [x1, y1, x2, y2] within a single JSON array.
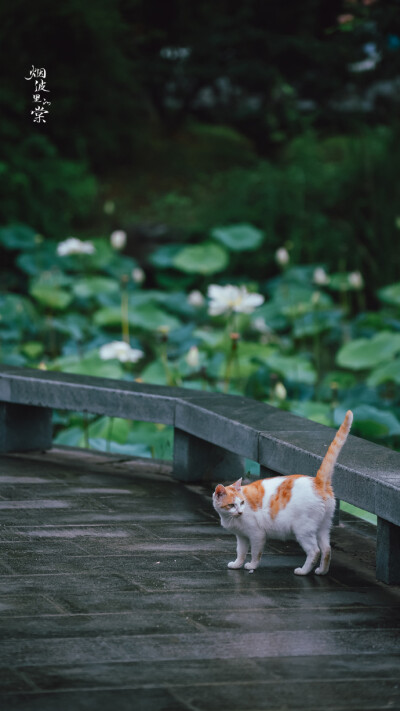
[[228, 534, 249, 569], [244, 534, 266, 570]]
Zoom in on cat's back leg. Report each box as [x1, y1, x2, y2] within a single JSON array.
[[293, 530, 320, 576], [315, 503, 335, 575]]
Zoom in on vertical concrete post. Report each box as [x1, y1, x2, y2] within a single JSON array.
[[376, 517, 400, 585], [0, 402, 52, 453], [173, 428, 245, 484]]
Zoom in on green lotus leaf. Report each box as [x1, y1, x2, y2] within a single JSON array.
[[88, 438, 151, 457], [21, 341, 44, 359], [73, 277, 120, 300], [378, 281, 400, 307], [125, 421, 173, 459], [351, 405, 400, 438], [88, 416, 132, 443], [30, 284, 73, 311], [0, 223, 39, 251], [266, 353, 317, 385], [293, 310, 342, 338], [139, 359, 169, 385], [336, 331, 400, 370], [50, 352, 125, 379], [211, 223, 264, 252], [0, 294, 38, 329], [289, 400, 333, 427], [16, 242, 60, 275], [272, 283, 332, 318], [54, 426, 85, 447], [94, 303, 181, 331], [149, 244, 182, 269], [367, 357, 400, 387], [172, 242, 229, 275]]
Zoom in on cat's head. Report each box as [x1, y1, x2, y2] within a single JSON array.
[[212, 478, 245, 517]]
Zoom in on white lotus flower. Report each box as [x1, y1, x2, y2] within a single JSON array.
[[99, 341, 144, 363], [187, 290, 205, 307], [275, 247, 289, 266], [348, 271, 364, 289], [110, 230, 127, 250], [186, 345, 200, 369], [313, 267, 330, 285], [132, 267, 145, 284], [207, 284, 264, 316], [57, 238, 96, 256]]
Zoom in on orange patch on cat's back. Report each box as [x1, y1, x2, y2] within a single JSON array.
[[270, 475, 302, 519], [242, 479, 265, 511], [313, 477, 334, 500]]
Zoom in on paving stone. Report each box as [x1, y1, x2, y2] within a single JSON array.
[[0, 688, 187, 711], [0, 610, 200, 640], [171, 678, 400, 710], [2, 628, 400, 668], [17, 654, 400, 692]]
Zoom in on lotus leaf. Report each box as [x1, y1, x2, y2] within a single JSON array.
[[0, 224, 39, 250], [211, 223, 264, 252], [367, 357, 400, 386], [30, 284, 73, 311], [293, 309, 342, 338], [50, 352, 125, 379], [73, 277, 120, 300], [94, 303, 181, 332], [337, 331, 400, 370], [349, 405, 400, 438], [88, 416, 132, 443], [288, 400, 333, 426], [378, 281, 400, 307], [149, 244, 182, 269], [173, 241, 229, 275], [265, 353, 317, 385]]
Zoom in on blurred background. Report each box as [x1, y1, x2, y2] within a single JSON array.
[[1, 0, 400, 473]]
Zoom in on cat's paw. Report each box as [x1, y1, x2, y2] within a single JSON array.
[[315, 566, 329, 576], [244, 562, 258, 571], [227, 561, 243, 569], [294, 566, 308, 576]]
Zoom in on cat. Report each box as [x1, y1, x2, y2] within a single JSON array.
[[212, 410, 353, 576]]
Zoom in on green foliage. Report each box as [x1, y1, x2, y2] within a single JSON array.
[[0, 137, 97, 236], [172, 242, 229, 275], [2, 217, 400, 455], [133, 128, 400, 290], [337, 332, 400, 371], [211, 224, 265, 252]]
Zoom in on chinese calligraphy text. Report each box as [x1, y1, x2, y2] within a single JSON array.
[[25, 65, 51, 124]]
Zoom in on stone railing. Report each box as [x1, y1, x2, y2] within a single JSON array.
[[0, 365, 399, 584]]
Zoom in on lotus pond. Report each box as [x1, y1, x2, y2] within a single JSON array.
[[1, 222, 400, 477]]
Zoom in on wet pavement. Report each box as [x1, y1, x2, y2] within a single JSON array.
[[0, 448, 399, 710]]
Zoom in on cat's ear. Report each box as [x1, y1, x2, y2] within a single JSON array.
[[215, 484, 226, 498], [232, 478, 242, 491]]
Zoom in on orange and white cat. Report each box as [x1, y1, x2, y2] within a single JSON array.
[[213, 411, 353, 576]]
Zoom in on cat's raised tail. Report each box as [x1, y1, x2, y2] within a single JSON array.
[[314, 410, 353, 497]]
